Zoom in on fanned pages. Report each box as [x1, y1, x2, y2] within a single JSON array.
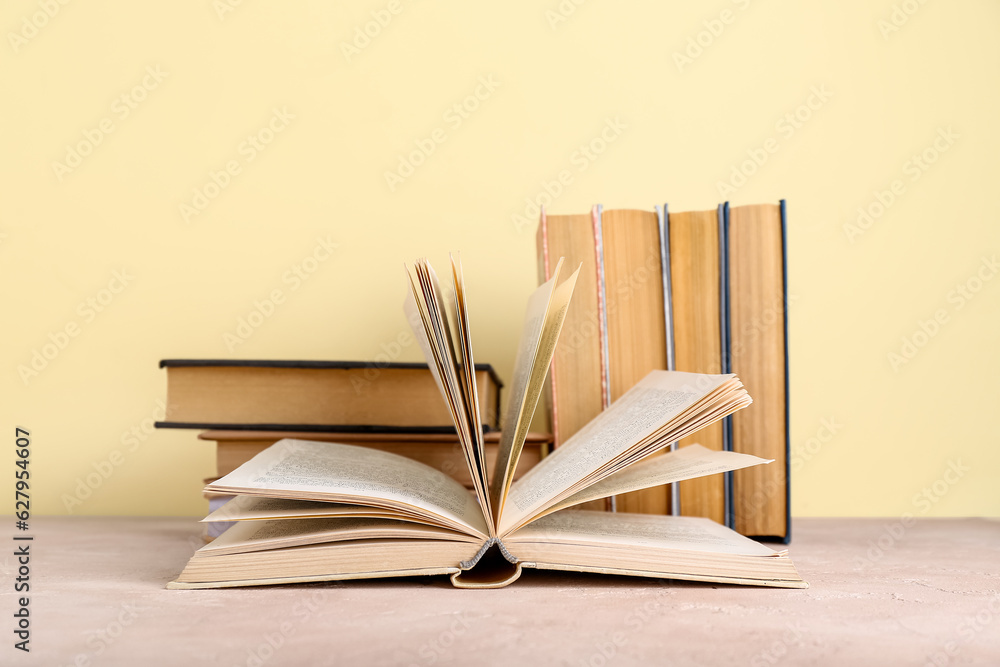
[[489, 259, 579, 523], [498, 372, 751, 535], [205, 439, 490, 539], [542, 445, 770, 516], [405, 257, 494, 534], [203, 495, 423, 523], [169, 255, 805, 591], [449, 255, 489, 497]]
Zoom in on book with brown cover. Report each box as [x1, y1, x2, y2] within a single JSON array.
[[725, 201, 790, 542], [155, 360, 502, 433], [536, 208, 604, 448], [598, 207, 671, 515], [536, 207, 606, 511], [667, 205, 728, 525]]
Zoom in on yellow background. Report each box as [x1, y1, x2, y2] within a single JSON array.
[[3, 0, 998, 517]]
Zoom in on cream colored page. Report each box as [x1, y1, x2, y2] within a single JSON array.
[[202, 495, 415, 523], [404, 288, 451, 418], [505, 511, 777, 557], [543, 445, 771, 514], [449, 254, 491, 518], [407, 262, 491, 531], [600, 386, 752, 473], [405, 272, 474, 454], [489, 261, 579, 518], [210, 439, 488, 538], [201, 517, 479, 556], [498, 263, 579, 512], [450, 254, 483, 448], [405, 287, 481, 492], [500, 372, 729, 534], [409, 265, 465, 436]]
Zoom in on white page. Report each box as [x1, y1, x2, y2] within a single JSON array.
[[405, 259, 494, 534], [505, 511, 778, 557], [499, 372, 735, 534], [540, 444, 771, 516], [202, 495, 421, 524], [490, 260, 581, 522], [200, 517, 480, 556], [209, 439, 489, 539]]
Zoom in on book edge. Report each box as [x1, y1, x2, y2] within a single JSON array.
[[158, 359, 504, 390]]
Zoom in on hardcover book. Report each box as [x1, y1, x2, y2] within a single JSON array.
[[156, 360, 502, 433], [667, 205, 728, 525], [598, 208, 672, 515], [168, 255, 804, 589], [726, 202, 791, 541]]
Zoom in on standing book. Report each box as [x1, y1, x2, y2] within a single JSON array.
[[536, 207, 606, 511], [726, 201, 791, 541], [598, 208, 672, 515], [667, 205, 729, 525], [169, 255, 805, 589]]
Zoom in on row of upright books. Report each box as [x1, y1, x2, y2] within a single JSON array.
[[538, 201, 790, 541]]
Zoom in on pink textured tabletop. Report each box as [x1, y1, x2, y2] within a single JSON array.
[[7, 517, 999, 666]]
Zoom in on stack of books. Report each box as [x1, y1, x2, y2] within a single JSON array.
[[155, 360, 552, 539], [166, 254, 804, 590], [538, 202, 790, 542]]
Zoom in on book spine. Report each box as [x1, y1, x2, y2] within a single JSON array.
[[658, 204, 680, 517], [592, 204, 610, 412], [719, 202, 734, 529], [538, 206, 558, 448], [780, 199, 791, 545], [658, 205, 676, 374], [592, 204, 614, 512]]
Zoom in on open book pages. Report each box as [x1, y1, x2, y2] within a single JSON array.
[[172, 508, 804, 589], [403, 256, 759, 537], [498, 371, 751, 534], [206, 439, 490, 539], [171, 255, 805, 590], [199, 517, 480, 557], [201, 495, 430, 524], [205, 408, 768, 551], [404, 255, 579, 533]]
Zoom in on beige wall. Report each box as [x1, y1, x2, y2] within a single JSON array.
[[3, 0, 998, 516]]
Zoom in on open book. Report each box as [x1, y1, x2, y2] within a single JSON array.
[[169, 256, 805, 589]]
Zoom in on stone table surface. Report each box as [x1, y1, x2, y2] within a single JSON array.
[[4, 517, 999, 666]]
